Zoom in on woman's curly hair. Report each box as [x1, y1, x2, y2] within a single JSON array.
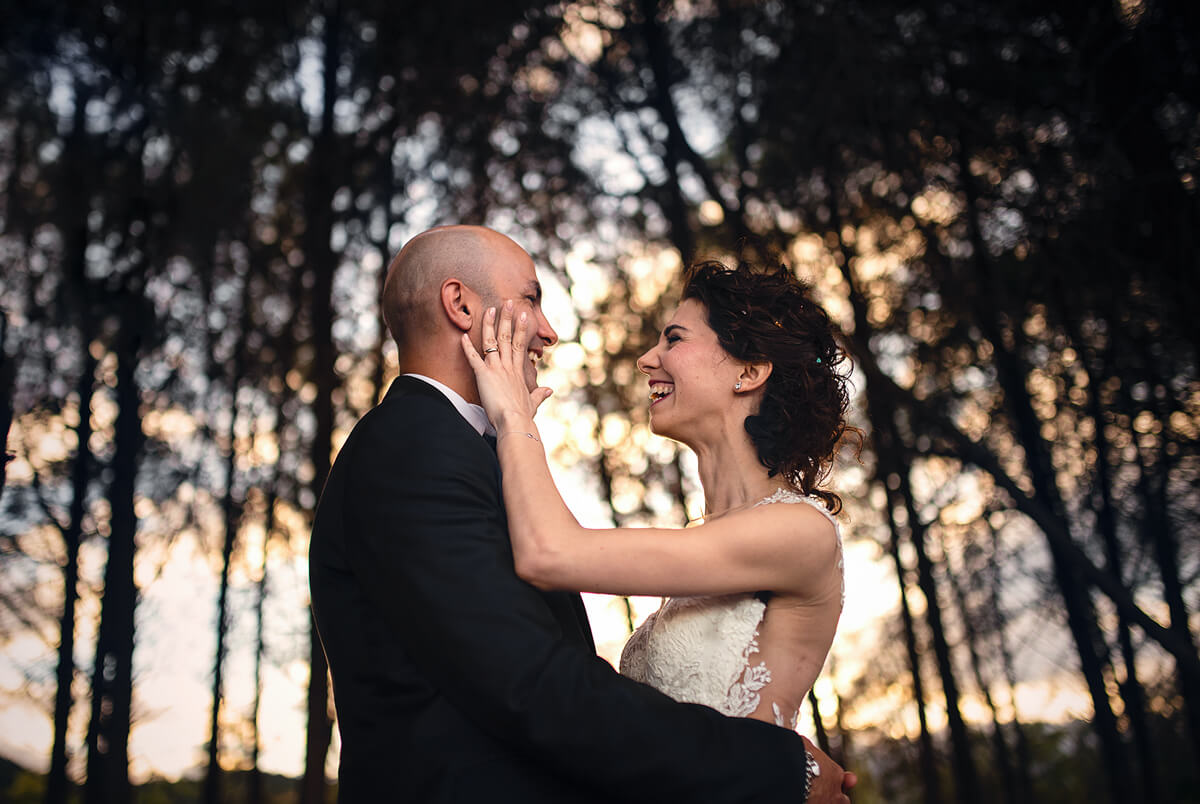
[[682, 258, 858, 513]]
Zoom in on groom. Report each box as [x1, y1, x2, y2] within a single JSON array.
[[309, 225, 854, 802]]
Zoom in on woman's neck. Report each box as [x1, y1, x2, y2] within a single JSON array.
[[691, 434, 785, 521]]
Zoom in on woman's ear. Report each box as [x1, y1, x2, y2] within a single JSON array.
[[441, 278, 476, 332], [736, 361, 773, 393]]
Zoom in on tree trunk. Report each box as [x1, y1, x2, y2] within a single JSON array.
[[1088, 343, 1158, 804], [248, 485, 276, 804], [204, 275, 250, 804], [0, 313, 13, 504], [945, 539, 1019, 804], [636, 0, 696, 262], [829, 674, 849, 772], [47, 77, 97, 804], [1142, 440, 1200, 766], [1124, 337, 1200, 767], [896, 464, 979, 804], [883, 486, 944, 804], [830, 202, 945, 804], [84, 315, 143, 804], [46, 347, 96, 804], [301, 3, 341, 801], [203, 413, 239, 804], [955, 139, 1134, 804], [986, 529, 1037, 803], [368, 132, 399, 412], [983, 337, 1132, 803], [807, 688, 831, 757]]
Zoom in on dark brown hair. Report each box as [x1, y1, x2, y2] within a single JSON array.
[[682, 258, 857, 513]]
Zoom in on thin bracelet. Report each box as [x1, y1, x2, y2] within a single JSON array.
[[499, 431, 541, 443]]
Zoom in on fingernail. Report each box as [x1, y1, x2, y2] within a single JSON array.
[[488, 307, 495, 316], [505, 299, 513, 310], [520, 312, 527, 322]]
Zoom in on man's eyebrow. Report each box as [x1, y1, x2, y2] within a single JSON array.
[[526, 280, 542, 301]]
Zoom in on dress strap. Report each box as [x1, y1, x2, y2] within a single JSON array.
[[754, 487, 845, 607], [753, 488, 840, 531]]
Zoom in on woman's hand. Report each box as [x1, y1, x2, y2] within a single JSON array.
[[461, 300, 553, 431]]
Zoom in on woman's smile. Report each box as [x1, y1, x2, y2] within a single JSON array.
[[649, 381, 674, 405]]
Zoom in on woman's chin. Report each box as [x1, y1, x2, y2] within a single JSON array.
[[647, 414, 676, 441]]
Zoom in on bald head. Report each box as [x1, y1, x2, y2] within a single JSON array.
[[382, 225, 516, 350], [382, 224, 557, 397]]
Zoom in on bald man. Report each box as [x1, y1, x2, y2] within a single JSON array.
[[309, 226, 848, 803]]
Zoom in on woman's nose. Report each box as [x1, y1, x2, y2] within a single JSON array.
[[636, 345, 657, 374]]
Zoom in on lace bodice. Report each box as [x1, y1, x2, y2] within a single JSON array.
[[618, 489, 843, 729]]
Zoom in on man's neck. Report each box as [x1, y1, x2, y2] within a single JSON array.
[[397, 356, 479, 405]]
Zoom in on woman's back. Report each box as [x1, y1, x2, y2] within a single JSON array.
[[620, 491, 844, 728]]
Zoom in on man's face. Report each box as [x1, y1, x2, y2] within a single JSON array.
[[480, 245, 559, 392]]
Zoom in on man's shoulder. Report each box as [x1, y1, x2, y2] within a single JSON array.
[[354, 377, 481, 448]]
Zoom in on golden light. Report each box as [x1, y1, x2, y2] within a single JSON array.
[[550, 341, 585, 372], [911, 189, 961, 225], [599, 413, 631, 450], [698, 200, 725, 226]]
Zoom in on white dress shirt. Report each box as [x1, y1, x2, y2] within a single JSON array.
[[402, 373, 497, 437]]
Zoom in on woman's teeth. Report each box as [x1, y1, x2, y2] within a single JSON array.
[[649, 383, 673, 402]]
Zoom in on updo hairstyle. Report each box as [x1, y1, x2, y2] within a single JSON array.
[[681, 259, 856, 513]]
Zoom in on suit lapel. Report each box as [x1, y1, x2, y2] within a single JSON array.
[[387, 376, 596, 652]]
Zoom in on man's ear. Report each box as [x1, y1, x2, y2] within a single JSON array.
[[440, 278, 476, 333], [736, 361, 773, 393]]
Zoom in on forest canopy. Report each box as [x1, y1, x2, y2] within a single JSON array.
[[0, 1, 1197, 803]]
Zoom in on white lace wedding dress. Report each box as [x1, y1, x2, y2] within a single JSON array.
[[618, 489, 843, 729]]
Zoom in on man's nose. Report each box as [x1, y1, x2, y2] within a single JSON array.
[[538, 314, 558, 347]]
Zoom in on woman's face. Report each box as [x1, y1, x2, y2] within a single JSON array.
[[636, 299, 739, 442]]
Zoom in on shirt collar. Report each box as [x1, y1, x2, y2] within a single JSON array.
[[402, 373, 497, 437]]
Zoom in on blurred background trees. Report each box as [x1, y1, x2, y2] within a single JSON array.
[[0, 1, 1196, 802]]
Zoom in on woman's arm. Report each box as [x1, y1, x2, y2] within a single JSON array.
[[503, 430, 839, 598], [463, 303, 841, 600]]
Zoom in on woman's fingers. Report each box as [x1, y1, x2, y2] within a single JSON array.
[[476, 301, 535, 384], [512, 310, 529, 368], [461, 333, 483, 368], [497, 300, 513, 351], [482, 306, 499, 357]]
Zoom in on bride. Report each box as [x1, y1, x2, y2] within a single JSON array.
[[463, 257, 853, 733]]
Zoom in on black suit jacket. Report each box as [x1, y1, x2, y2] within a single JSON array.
[[309, 376, 811, 802]]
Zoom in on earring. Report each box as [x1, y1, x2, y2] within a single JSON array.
[[734, 381, 742, 391]]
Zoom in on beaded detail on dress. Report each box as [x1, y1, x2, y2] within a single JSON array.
[[619, 488, 843, 729]]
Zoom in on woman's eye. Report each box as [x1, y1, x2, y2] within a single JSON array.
[[665, 334, 680, 345]]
